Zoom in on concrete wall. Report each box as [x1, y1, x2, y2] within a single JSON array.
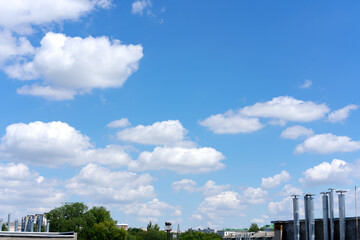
[[274, 217, 360, 240]]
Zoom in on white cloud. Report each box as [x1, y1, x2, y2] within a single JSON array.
[[280, 184, 303, 197], [0, 0, 112, 33], [200, 180, 230, 197], [130, 146, 225, 174], [0, 29, 34, 63], [200, 96, 329, 134], [295, 133, 360, 154], [261, 170, 291, 189], [240, 96, 329, 122], [172, 179, 198, 192], [0, 121, 132, 167], [199, 110, 263, 134], [172, 179, 229, 196], [242, 187, 268, 204], [122, 198, 181, 223], [300, 159, 352, 186], [251, 218, 265, 224], [107, 118, 131, 128], [0, 163, 64, 216], [132, 0, 152, 15], [280, 125, 314, 140], [117, 120, 187, 145], [300, 79, 312, 89], [328, 104, 358, 123], [6, 32, 143, 100], [66, 163, 155, 204], [268, 196, 293, 220], [193, 191, 244, 221]]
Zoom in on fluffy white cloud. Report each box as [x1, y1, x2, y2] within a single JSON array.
[[130, 146, 225, 174], [328, 104, 358, 123], [0, 163, 64, 215], [172, 179, 229, 196], [67, 164, 154, 204], [6, 32, 143, 100], [268, 196, 293, 220], [107, 118, 131, 128], [300, 79, 312, 89], [199, 110, 263, 134], [0, 121, 132, 167], [193, 191, 244, 221], [122, 198, 181, 223], [0, 30, 34, 63], [200, 96, 329, 134], [295, 133, 360, 154], [280, 126, 314, 140], [261, 170, 291, 189], [0, 0, 111, 33], [300, 159, 352, 186], [172, 179, 198, 192], [280, 184, 303, 197], [132, 0, 152, 15], [242, 187, 268, 204], [117, 120, 187, 145], [240, 96, 329, 122]]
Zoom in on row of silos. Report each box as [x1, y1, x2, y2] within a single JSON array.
[[0, 213, 50, 232], [292, 189, 347, 240]]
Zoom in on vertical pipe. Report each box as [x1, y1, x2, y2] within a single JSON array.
[[7, 213, 10, 232], [356, 186, 358, 240], [328, 188, 334, 240], [46, 220, 50, 232], [14, 220, 18, 232], [30, 219, 34, 232], [307, 194, 315, 240], [0, 219, 3, 231], [321, 192, 329, 240], [292, 195, 300, 240], [38, 215, 43, 232], [304, 195, 309, 240], [337, 190, 346, 240]]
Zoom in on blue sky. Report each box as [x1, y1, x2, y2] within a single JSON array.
[[0, 0, 360, 230]]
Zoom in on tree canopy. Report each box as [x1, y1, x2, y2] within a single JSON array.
[[248, 223, 260, 232]]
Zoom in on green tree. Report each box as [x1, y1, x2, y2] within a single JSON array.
[[248, 223, 260, 232], [2, 223, 7, 231]]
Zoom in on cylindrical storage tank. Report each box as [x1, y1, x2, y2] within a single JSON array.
[[337, 190, 346, 240], [308, 195, 315, 240], [322, 193, 329, 240], [328, 188, 335, 240], [292, 195, 300, 240]]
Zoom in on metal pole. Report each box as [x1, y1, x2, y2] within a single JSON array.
[[7, 213, 10, 232], [356, 186, 358, 240], [307, 194, 315, 240], [337, 190, 346, 240], [30, 219, 34, 233], [292, 195, 300, 240], [46, 220, 50, 232], [328, 188, 335, 240], [14, 220, 18, 232], [321, 192, 329, 240], [304, 195, 309, 240]]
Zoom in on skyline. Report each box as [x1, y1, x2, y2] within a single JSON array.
[[0, 0, 360, 230]]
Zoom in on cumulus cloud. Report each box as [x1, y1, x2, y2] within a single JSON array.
[[66, 164, 155, 204], [200, 96, 329, 134], [261, 170, 291, 189], [130, 146, 225, 174], [193, 191, 244, 221], [0, 0, 112, 33], [240, 96, 329, 122], [0, 30, 34, 63], [300, 159, 353, 186], [6, 32, 143, 100], [242, 187, 268, 204], [172, 179, 229, 196], [0, 121, 132, 167], [268, 196, 293, 220], [122, 198, 181, 223], [107, 118, 131, 128], [328, 104, 358, 123], [280, 184, 303, 197], [280, 126, 314, 140], [172, 179, 198, 192], [0, 162, 64, 216], [117, 120, 187, 145], [199, 110, 263, 134], [132, 0, 152, 15], [295, 133, 360, 154], [300, 79, 312, 89]]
